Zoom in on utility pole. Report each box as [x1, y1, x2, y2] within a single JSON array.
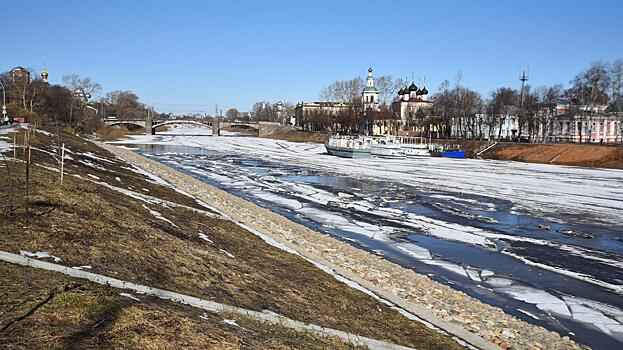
[[518, 70, 529, 142], [519, 71, 528, 111], [214, 103, 221, 136]]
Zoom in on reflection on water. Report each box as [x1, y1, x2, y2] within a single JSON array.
[[283, 175, 385, 192]]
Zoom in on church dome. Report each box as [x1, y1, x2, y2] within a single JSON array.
[[421, 86, 428, 95], [363, 85, 378, 92], [408, 82, 418, 92], [416, 88, 423, 95]]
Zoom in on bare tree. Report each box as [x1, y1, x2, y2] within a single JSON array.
[[610, 59, 623, 109], [566, 60, 610, 106], [225, 108, 240, 121], [103, 90, 146, 118], [376, 75, 403, 107], [62, 74, 101, 126], [320, 77, 364, 103], [27, 78, 47, 113], [488, 88, 519, 140], [9, 67, 34, 110], [533, 85, 563, 142], [251, 101, 274, 121]]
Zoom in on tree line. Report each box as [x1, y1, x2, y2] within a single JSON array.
[[299, 60, 623, 140], [1, 67, 153, 133]]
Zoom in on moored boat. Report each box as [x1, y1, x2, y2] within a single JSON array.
[[369, 136, 406, 158], [398, 136, 431, 157], [442, 144, 466, 158], [325, 135, 371, 158]]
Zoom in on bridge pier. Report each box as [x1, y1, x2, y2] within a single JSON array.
[[213, 117, 220, 136], [258, 121, 281, 137], [146, 116, 153, 135]]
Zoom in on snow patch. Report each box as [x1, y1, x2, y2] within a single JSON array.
[[20, 250, 62, 263], [119, 292, 140, 301]]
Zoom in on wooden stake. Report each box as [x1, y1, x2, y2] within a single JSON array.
[[13, 132, 16, 161], [60, 143, 65, 185], [26, 144, 31, 222]]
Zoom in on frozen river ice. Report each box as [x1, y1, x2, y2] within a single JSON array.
[[117, 128, 623, 349]]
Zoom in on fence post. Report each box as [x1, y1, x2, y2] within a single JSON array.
[[60, 143, 65, 185]]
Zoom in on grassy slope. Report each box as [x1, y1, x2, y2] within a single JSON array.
[[0, 262, 363, 350], [265, 127, 330, 143], [0, 128, 464, 350], [488, 142, 623, 169]]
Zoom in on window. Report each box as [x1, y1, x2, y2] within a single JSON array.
[[371, 95, 374, 103]]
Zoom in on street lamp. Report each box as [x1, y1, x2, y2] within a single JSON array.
[[0, 81, 6, 121]]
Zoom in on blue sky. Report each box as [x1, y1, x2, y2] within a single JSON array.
[[3, 0, 622, 114]]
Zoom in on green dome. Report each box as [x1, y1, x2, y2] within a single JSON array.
[[363, 85, 378, 92]]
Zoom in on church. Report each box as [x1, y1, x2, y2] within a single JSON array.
[[362, 67, 380, 111], [391, 81, 433, 135], [296, 67, 433, 135]]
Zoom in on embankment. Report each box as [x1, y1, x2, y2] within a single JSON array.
[[265, 126, 330, 143], [419, 137, 623, 169], [487, 143, 623, 169]]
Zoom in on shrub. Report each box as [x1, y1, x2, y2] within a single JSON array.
[[97, 125, 127, 140]]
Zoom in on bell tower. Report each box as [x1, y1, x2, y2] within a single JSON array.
[[361, 67, 380, 111]]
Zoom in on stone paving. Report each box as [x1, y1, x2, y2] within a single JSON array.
[[102, 143, 587, 350]]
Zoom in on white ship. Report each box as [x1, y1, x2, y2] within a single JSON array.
[[325, 135, 371, 158], [398, 137, 431, 157], [369, 136, 406, 158]]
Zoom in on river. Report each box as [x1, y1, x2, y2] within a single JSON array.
[[118, 129, 623, 350]]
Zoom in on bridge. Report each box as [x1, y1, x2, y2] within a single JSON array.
[[103, 118, 280, 137]]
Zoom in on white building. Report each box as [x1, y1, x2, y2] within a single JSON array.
[[362, 67, 380, 111]]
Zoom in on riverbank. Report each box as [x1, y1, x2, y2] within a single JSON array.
[[0, 126, 465, 350], [263, 129, 623, 169], [102, 140, 589, 350], [486, 142, 623, 169], [265, 126, 331, 143], [432, 139, 623, 169]]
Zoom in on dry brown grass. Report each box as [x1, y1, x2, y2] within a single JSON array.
[[490, 142, 623, 168], [265, 127, 330, 143], [0, 262, 364, 350], [97, 125, 128, 140]]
